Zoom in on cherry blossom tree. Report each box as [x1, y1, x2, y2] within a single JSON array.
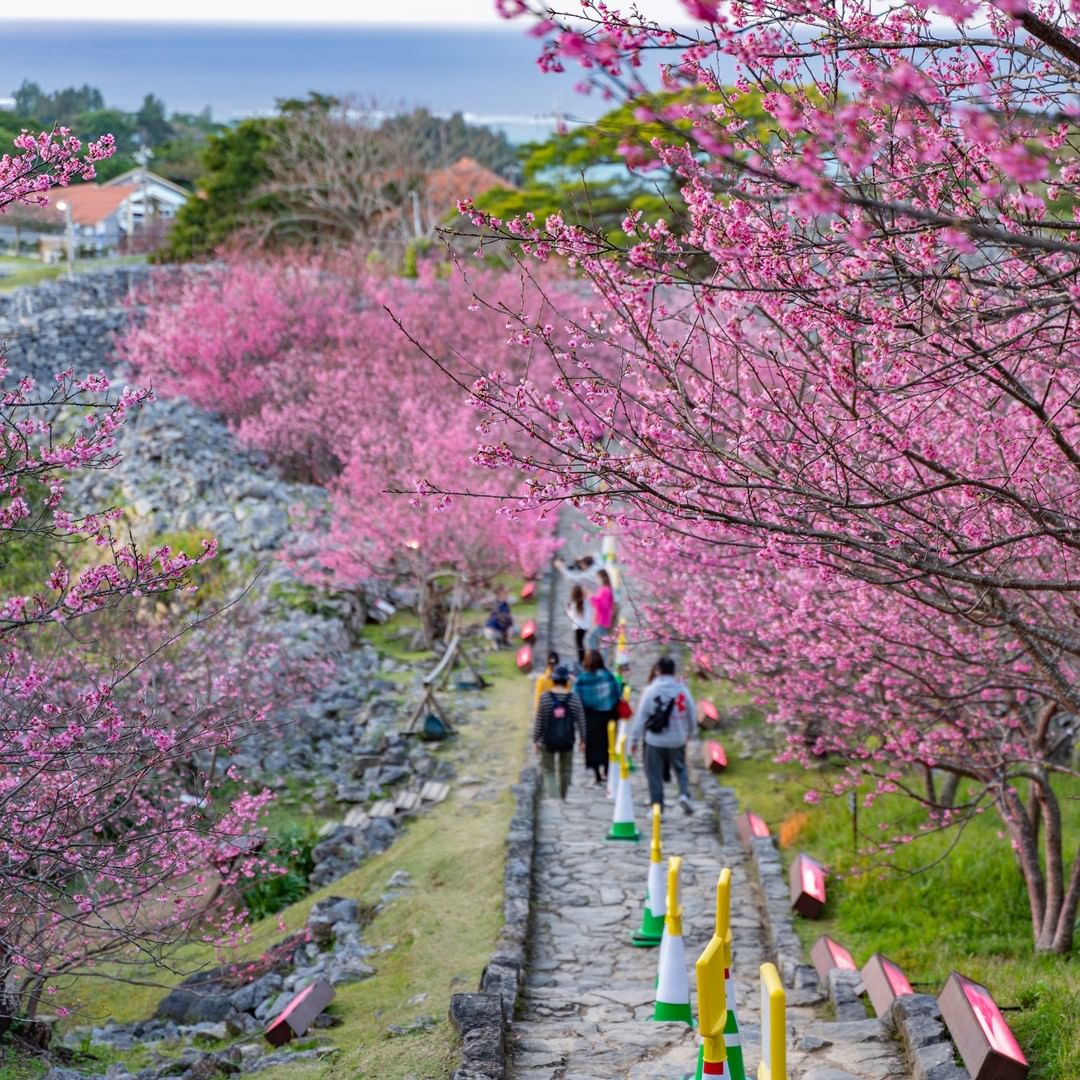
[[119, 254, 560, 642], [443, 0, 1080, 951], [0, 131, 298, 1029]]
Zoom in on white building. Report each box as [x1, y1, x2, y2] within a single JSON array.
[[38, 169, 190, 255]]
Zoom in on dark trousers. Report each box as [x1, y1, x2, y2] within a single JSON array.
[[574, 627, 586, 665], [644, 743, 690, 809]]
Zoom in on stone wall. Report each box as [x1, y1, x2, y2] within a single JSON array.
[[0, 265, 152, 385]]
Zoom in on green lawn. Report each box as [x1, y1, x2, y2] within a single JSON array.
[[706, 693, 1080, 1080], [0, 254, 147, 290]]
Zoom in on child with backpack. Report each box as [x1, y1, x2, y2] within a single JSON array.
[[532, 665, 586, 800]]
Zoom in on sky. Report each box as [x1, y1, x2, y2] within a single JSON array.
[[1, 0, 690, 25]]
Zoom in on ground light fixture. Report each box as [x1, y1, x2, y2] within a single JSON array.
[[938, 972, 1028, 1080], [860, 953, 914, 1018], [736, 811, 770, 849], [520, 619, 537, 643], [516, 644, 533, 671], [810, 935, 857, 983], [520, 580, 535, 600], [702, 740, 727, 773], [789, 852, 827, 918], [699, 700, 720, 726], [264, 979, 334, 1046]]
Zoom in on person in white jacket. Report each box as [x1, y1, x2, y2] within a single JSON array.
[[629, 657, 697, 815], [564, 583, 592, 667]]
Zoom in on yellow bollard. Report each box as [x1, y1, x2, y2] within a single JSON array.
[[758, 963, 786, 1080], [606, 719, 618, 799], [693, 869, 732, 1077]]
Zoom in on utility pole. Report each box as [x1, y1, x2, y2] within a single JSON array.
[[55, 201, 74, 275]]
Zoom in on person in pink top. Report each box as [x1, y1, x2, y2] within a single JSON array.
[[586, 568, 615, 650]]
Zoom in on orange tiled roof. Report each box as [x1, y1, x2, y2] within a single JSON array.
[[426, 157, 513, 213], [43, 183, 136, 226]]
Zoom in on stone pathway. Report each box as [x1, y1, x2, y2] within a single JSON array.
[[509, 525, 911, 1080]]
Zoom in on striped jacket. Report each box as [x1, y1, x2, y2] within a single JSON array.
[[532, 689, 586, 748]]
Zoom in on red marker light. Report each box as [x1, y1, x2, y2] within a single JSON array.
[[939, 972, 1028, 1080], [736, 811, 771, 849], [520, 619, 537, 643], [811, 935, 856, 982], [516, 645, 533, 671], [520, 581, 536, 600], [790, 853, 827, 918], [264, 980, 335, 1047], [702, 740, 727, 773], [861, 953, 914, 1018], [700, 700, 720, 727]]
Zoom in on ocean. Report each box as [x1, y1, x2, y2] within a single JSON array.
[[0, 21, 605, 140]]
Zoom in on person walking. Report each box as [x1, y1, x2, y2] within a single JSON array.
[[586, 568, 615, 652], [533, 664, 586, 800], [574, 650, 621, 786], [565, 584, 592, 667], [629, 656, 697, 814]]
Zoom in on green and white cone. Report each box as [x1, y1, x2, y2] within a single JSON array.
[[606, 742, 640, 841], [632, 855, 666, 947], [724, 967, 745, 1080]]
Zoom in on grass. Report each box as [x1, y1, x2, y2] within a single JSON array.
[[0, 254, 147, 291], [705, 690, 1080, 1080], [55, 604, 534, 1080]]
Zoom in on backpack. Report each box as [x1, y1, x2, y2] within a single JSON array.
[[544, 693, 575, 752], [644, 694, 676, 735]]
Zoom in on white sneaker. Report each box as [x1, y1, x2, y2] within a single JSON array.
[[679, 794, 694, 815]]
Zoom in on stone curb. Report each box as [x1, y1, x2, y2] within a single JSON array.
[[883, 995, 969, 1080], [448, 759, 540, 1080], [449, 565, 550, 1080], [701, 776, 970, 1080]]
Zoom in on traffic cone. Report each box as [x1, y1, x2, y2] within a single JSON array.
[[606, 720, 618, 800], [631, 804, 666, 947], [615, 619, 629, 667], [606, 736, 640, 841], [722, 966, 746, 1080], [652, 855, 692, 1024]]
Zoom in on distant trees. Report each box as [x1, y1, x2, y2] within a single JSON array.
[[159, 97, 520, 262], [6, 80, 222, 186]]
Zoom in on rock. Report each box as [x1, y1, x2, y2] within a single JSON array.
[[797, 1034, 833, 1051], [386, 1014, 437, 1036], [188, 1021, 228, 1041], [912, 1041, 969, 1080], [307, 896, 360, 943], [156, 969, 233, 1025], [800, 1069, 862, 1080], [387, 870, 412, 889]]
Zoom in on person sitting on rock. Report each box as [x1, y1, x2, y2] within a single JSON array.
[[482, 585, 514, 649]]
